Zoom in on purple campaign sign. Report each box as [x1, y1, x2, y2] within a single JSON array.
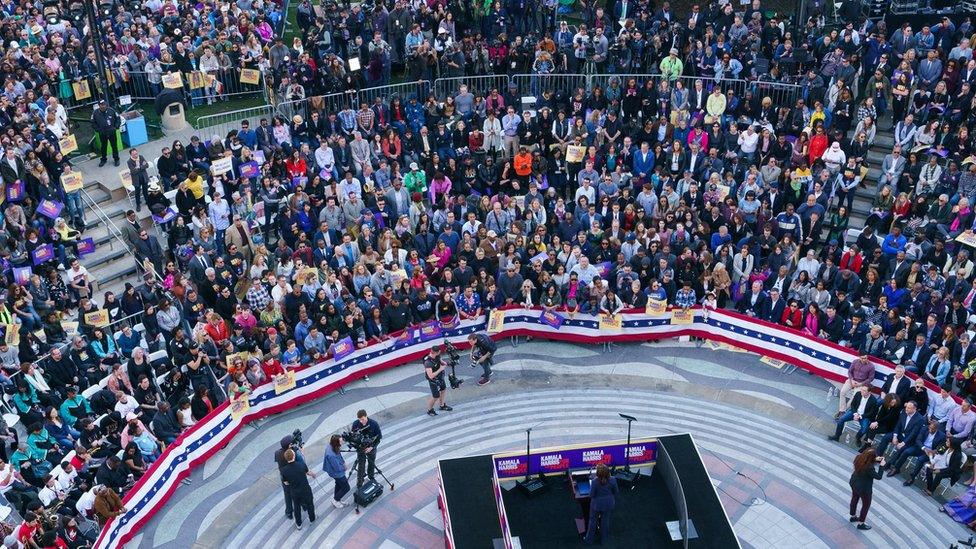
[[31, 244, 54, 266], [538, 310, 564, 329], [77, 238, 96, 256], [332, 336, 355, 361], [493, 440, 657, 479], [418, 320, 442, 342], [36, 199, 64, 219]]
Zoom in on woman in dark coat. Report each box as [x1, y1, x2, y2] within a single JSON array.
[[584, 463, 619, 544], [860, 394, 902, 449], [849, 447, 885, 530]]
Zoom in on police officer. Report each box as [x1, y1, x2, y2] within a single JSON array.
[[349, 409, 382, 488], [91, 100, 121, 167], [467, 332, 497, 385], [279, 448, 316, 529], [424, 345, 453, 416]]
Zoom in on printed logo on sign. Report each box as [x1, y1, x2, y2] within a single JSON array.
[[582, 450, 605, 464], [497, 458, 526, 474], [628, 445, 654, 462], [540, 453, 570, 471]]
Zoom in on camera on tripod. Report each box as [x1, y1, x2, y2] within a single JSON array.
[[291, 428, 305, 449], [341, 428, 378, 452], [442, 340, 463, 389]]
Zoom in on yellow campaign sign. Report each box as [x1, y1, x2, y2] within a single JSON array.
[[487, 309, 505, 333], [162, 72, 183, 89], [84, 310, 110, 327], [71, 80, 91, 100], [230, 396, 250, 420], [566, 145, 585, 163], [599, 314, 622, 331], [239, 68, 260, 85], [119, 170, 133, 191], [646, 299, 667, 316], [3, 325, 18, 346], [956, 231, 976, 248], [188, 71, 206, 90], [58, 134, 78, 155], [274, 371, 297, 395], [670, 309, 694, 325], [61, 172, 84, 193]]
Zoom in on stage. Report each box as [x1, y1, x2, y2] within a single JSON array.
[[437, 433, 738, 548]]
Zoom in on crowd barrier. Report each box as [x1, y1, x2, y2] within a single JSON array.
[[92, 305, 941, 548]]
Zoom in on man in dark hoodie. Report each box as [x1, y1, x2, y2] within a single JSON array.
[[150, 402, 181, 446], [274, 435, 300, 520]]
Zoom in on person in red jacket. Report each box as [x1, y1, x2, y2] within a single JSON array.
[[780, 299, 803, 329], [204, 312, 230, 344], [262, 355, 285, 379], [841, 245, 864, 274], [808, 124, 829, 165], [513, 146, 533, 187]]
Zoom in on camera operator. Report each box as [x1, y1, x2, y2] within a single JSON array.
[[467, 333, 498, 386], [424, 346, 454, 416], [274, 434, 303, 520], [349, 410, 382, 488]]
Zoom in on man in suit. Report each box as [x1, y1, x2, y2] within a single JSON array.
[[820, 305, 846, 342], [888, 251, 911, 287], [760, 288, 786, 324], [735, 280, 767, 317], [224, 215, 255, 263], [830, 385, 880, 446], [889, 24, 916, 60], [0, 147, 25, 186], [901, 333, 934, 372], [901, 419, 947, 485], [881, 365, 913, 401], [877, 401, 926, 460], [188, 246, 214, 286], [763, 265, 792, 294]]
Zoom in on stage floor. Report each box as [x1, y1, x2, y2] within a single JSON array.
[[502, 472, 678, 548]]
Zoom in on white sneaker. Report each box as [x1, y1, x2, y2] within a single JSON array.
[[332, 499, 348, 508]]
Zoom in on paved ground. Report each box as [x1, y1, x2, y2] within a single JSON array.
[[129, 339, 971, 549]]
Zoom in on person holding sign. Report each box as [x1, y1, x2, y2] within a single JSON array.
[[91, 100, 120, 167]]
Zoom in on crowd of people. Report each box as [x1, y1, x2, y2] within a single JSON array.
[[9, 0, 976, 545]]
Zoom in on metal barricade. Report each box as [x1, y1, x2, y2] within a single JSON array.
[[751, 80, 803, 108], [357, 80, 430, 106], [194, 104, 275, 135], [110, 71, 160, 102], [432, 75, 510, 100], [510, 73, 587, 101], [275, 91, 350, 122], [57, 73, 105, 111]]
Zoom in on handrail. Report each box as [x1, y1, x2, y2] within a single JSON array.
[[79, 189, 166, 286]]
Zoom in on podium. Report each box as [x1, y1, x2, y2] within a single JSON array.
[[568, 469, 594, 537]]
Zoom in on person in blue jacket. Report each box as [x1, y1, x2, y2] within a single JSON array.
[[323, 434, 351, 508], [584, 463, 620, 544]]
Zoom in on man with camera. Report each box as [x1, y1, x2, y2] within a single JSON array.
[[349, 410, 382, 488], [274, 433, 304, 520], [424, 346, 454, 416], [467, 332, 498, 386]]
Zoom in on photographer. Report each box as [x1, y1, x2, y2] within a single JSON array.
[[349, 410, 382, 488], [424, 346, 454, 416], [467, 333, 498, 386]]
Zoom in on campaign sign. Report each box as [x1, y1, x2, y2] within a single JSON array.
[[240, 161, 260, 179], [36, 199, 64, 219], [493, 439, 657, 479], [332, 336, 355, 361], [418, 320, 442, 342], [5, 180, 24, 202], [539, 310, 564, 329], [12, 266, 31, 285], [597, 261, 612, 278], [77, 238, 96, 256], [31, 244, 54, 266], [391, 327, 415, 348]]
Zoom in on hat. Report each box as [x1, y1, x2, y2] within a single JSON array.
[[409, 162, 419, 170], [148, 182, 161, 193], [8, 41, 18, 49], [487, 230, 497, 238], [411, 191, 422, 202], [125, 412, 139, 421], [829, 238, 838, 246], [268, 327, 277, 335], [670, 47, 679, 55]]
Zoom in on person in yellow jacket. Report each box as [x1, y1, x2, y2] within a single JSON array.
[[659, 48, 684, 81], [184, 170, 206, 200], [705, 86, 727, 125]]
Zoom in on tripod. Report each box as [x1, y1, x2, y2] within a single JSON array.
[[346, 448, 395, 514]]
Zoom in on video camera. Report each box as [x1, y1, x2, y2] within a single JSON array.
[[291, 428, 304, 449], [341, 428, 378, 452], [442, 340, 463, 389]]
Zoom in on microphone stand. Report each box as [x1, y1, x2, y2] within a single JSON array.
[[616, 413, 639, 486], [517, 422, 548, 496]]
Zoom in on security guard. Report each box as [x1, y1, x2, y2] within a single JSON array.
[[424, 345, 453, 416], [91, 100, 121, 167], [279, 448, 316, 529]]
